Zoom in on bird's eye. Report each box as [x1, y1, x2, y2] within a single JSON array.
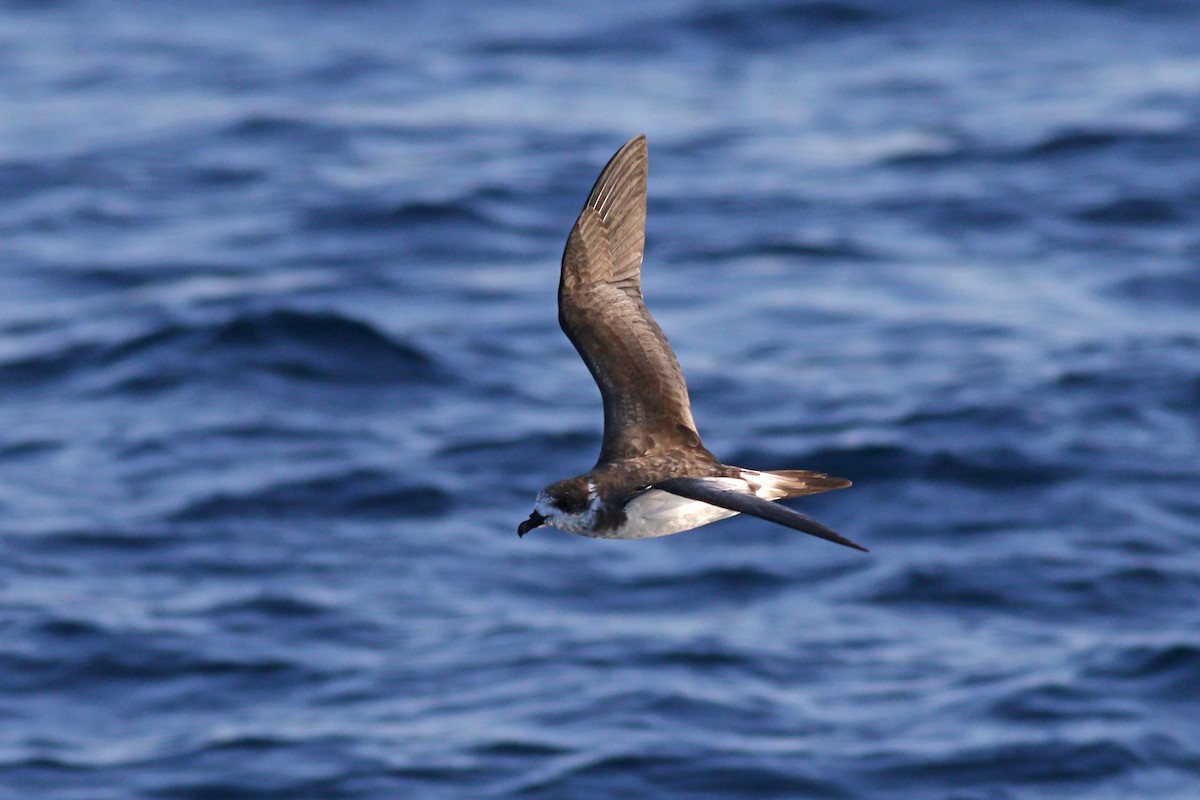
[[555, 492, 586, 514]]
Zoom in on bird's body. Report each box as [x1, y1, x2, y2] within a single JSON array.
[[519, 135, 866, 552]]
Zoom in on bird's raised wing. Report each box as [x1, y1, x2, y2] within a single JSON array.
[[559, 135, 703, 465]]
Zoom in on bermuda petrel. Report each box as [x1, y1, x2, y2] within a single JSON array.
[[518, 135, 865, 552]]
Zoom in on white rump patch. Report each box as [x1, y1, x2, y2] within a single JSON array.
[[738, 469, 797, 500]]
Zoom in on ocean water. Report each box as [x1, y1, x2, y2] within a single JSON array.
[[2, 1, 1199, 798]]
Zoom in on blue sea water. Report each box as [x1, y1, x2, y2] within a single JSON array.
[[2, 0, 1199, 797]]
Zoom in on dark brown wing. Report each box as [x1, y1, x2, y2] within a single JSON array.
[[559, 135, 702, 465], [654, 477, 868, 552]]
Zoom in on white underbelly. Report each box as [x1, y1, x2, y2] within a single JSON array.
[[589, 478, 750, 540]]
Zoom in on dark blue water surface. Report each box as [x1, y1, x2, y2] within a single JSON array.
[[3, 1, 1199, 798]]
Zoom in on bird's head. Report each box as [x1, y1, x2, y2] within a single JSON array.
[[518, 475, 599, 536]]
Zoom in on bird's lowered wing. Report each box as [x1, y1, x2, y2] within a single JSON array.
[[559, 135, 703, 464], [655, 477, 868, 552]]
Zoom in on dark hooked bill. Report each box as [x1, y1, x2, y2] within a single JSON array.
[[518, 511, 546, 536]]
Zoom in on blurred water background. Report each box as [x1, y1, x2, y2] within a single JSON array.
[[2, 1, 1199, 798]]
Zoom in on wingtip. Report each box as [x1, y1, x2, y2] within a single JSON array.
[[808, 525, 870, 553], [617, 134, 647, 158], [842, 538, 870, 553]]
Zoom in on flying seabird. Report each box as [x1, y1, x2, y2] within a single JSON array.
[[518, 135, 866, 552]]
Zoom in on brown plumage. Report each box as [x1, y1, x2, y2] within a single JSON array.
[[520, 135, 865, 551], [559, 135, 703, 468]]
